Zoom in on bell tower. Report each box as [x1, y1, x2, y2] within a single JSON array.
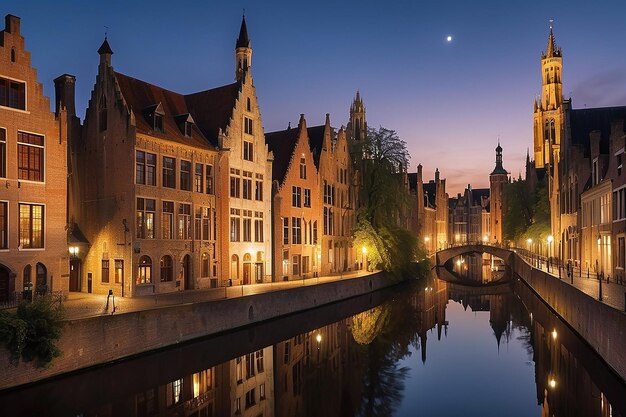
[[347, 91, 367, 143], [490, 142, 508, 243], [533, 19, 564, 169], [235, 15, 252, 81]]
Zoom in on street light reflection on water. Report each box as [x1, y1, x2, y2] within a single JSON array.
[[1, 265, 624, 417]]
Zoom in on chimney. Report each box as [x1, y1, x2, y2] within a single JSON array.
[[53, 74, 76, 117], [435, 168, 440, 183], [417, 164, 423, 184], [5, 15, 20, 35]]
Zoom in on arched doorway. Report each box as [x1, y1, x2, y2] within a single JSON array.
[[0, 264, 10, 302], [182, 255, 192, 290], [36, 263, 47, 295], [243, 253, 251, 285]]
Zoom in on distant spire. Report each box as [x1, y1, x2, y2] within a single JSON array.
[[98, 36, 113, 55], [491, 141, 507, 176], [236, 14, 250, 48], [544, 18, 561, 58]]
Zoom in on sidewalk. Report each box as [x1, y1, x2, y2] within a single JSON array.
[[60, 270, 369, 320], [518, 252, 626, 311]]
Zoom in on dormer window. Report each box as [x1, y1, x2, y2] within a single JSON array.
[[175, 113, 195, 138], [154, 113, 164, 133]]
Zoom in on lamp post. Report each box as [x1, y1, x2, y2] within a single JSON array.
[[527, 238, 533, 266], [547, 235, 553, 273]]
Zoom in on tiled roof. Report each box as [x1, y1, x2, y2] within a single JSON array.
[[184, 83, 241, 146], [265, 127, 300, 185], [113, 72, 219, 150]]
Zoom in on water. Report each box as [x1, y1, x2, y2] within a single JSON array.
[[1, 259, 625, 417]]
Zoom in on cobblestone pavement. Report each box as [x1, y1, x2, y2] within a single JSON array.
[[59, 270, 369, 320], [519, 253, 626, 312]]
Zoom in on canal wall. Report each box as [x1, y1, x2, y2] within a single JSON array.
[[0, 271, 395, 390], [512, 254, 626, 382]]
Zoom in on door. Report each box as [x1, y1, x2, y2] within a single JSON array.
[[0, 265, 9, 302], [69, 259, 81, 292], [183, 255, 192, 290]]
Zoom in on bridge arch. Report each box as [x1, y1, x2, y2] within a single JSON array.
[[436, 244, 514, 267]]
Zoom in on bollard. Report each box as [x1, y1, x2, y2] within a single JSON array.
[[598, 274, 603, 301], [587, 267, 590, 279]]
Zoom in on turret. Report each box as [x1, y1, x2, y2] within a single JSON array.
[[98, 36, 113, 66], [235, 15, 252, 81]]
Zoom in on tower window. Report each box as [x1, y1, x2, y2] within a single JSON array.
[[184, 121, 192, 138], [247, 98, 251, 112], [154, 114, 164, 133], [244, 117, 253, 135]]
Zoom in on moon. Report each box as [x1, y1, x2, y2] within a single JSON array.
[[446, 35, 453, 42]]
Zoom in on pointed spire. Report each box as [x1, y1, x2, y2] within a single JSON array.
[[236, 14, 250, 48], [543, 18, 561, 58], [98, 36, 113, 55]]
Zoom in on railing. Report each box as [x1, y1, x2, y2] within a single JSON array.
[[0, 290, 64, 310]]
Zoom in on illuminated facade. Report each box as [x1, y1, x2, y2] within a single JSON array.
[[489, 143, 508, 243], [409, 165, 449, 252], [0, 15, 69, 300]]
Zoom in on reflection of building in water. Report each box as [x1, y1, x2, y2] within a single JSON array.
[[228, 347, 274, 417], [273, 319, 362, 417], [409, 277, 448, 363], [450, 254, 505, 284]]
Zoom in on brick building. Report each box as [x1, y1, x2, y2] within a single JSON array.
[[448, 185, 490, 245], [0, 15, 69, 301], [266, 115, 322, 281], [70, 17, 273, 296], [409, 165, 449, 252], [489, 143, 508, 243]]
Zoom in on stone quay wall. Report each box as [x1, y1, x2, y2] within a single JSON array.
[[512, 253, 626, 382], [0, 271, 393, 390]]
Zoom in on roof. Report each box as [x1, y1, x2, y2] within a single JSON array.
[[185, 83, 241, 146], [236, 16, 250, 48], [68, 225, 90, 245], [98, 37, 113, 55], [569, 106, 626, 156], [306, 125, 328, 169], [113, 72, 219, 150], [265, 126, 300, 185]]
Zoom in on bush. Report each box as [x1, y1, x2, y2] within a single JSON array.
[[0, 297, 64, 367]]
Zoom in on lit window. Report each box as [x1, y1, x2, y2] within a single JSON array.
[[17, 131, 44, 182], [19, 203, 44, 248], [136, 255, 152, 285]]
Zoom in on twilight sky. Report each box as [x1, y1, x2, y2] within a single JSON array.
[[4, 0, 626, 194]]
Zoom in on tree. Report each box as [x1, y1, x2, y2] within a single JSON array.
[[352, 127, 418, 275], [503, 176, 551, 243]]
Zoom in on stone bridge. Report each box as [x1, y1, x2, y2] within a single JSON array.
[[436, 244, 514, 267], [435, 265, 512, 288]]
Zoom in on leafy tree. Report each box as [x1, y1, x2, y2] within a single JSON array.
[[352, 127, 418, 275], [503, 176, 551, 243]]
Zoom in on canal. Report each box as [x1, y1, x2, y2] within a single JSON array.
[[1, 255, 625, 417]]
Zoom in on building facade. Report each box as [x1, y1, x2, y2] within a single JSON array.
[[0, 15, 69, 301], [448, 186, 490, 245], [409, 165, 448, 252], [266, 115, 322, 281], [489, 143, 508, 243]]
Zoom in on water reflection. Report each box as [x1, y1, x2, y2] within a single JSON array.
[[0, 266, 624, 417]]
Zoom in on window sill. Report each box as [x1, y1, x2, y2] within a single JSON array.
[[0, 105, 29, 114]]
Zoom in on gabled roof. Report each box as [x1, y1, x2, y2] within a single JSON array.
[[307, 125, 328, 169], [114, 72, 215, 150], [184, 83, 241, 146], [265, 126, 300, 185]]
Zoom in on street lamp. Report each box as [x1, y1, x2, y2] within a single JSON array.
[[68, 246, 79, 257], [483, 235, 488, 244], [527, 238, 534, 267]]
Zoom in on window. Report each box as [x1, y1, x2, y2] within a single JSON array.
[[36, 263, 47, 292], [194, 163, 203, 192], [10, 48, 16, 63], [0, 128, 5, 178], [202, 207, 211, 241], [0, 201, 6, 249], [166, 379, 182, 407], [98, 94, 107, 131], [245, 353, 255, 378], [256, 350, 264, 373], [243, 178, 252, 200], [162, 201, 174, 239], [300, 157, 306, 179], [292, 254, 300, 276], [184, 121, 192, 138], [163, 157, 176, 188], [19, 203, 44, 248], [101, 260, 109, 283], [230, 176, 241, 198], [255, 180, 263, 201], [619, 237, 625, 269], [137, 255, 152, 285], [243, 141, 254, 161], [17, 131, 44, 182], [114, 260, 123, 284], [324, 207, 328, 235], [313, 221, 318, 244], [244, 117, 253, 135], [0, 77, 26, 110], [136, 151, 145, 184], [254, 216, 263, 242], [236, 357, 243, 383], [180, 160, 191, 191], [284, 341, 290, 364], [178, 204, 191, 239], [304, 188, 311, 208], [243, 210, 252, 242], [136, 198, 155, 239], [245, 388, 256, 409], [205, 165, 214, 194], [260, 383, 266, 400], [146, 153, 156, 185], [201, 253, 209, 277], [230, 209, 241, 242], [283, 218, 289, 245], [160, 255, 173, 282], [247, 97, 251, 112], [23, 265, 31, 290], [154, 113, 164, 133], [292, 186, 301, 207], [292, 217, 301, 244]]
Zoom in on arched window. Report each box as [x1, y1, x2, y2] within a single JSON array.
[[231, 255, 239, 280], [201, 253, 209, 278], [99, 94, 107, 132], [36, 263, 47, 294], [11, 48, 16, 63], [160, 255, 173, 282], [23, 264, 31, 291], [550, 120, 556, 144], [544, 120, 550, 141], [247, 97, 251, 112], [137, 255, 152, 284]]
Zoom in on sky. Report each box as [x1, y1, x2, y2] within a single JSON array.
[[4, 0, 626, 194]]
